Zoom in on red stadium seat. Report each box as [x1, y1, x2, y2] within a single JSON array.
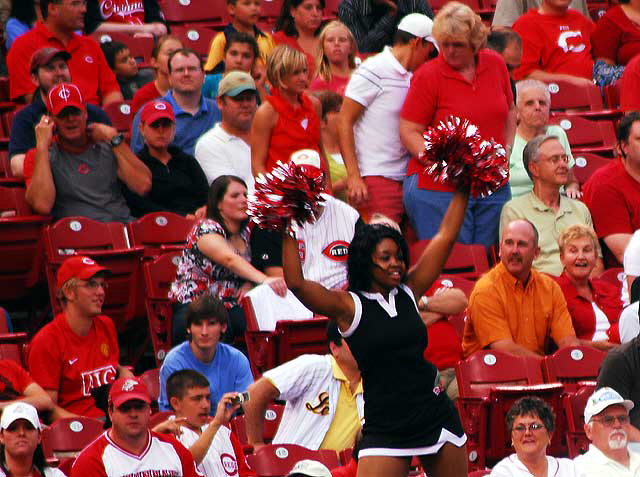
[[599, 267, 625, 289], [96, 32, 154, 65], [42, 217, 145, 332], [140, 368, 160, 411], [142, 251, 182, 365], [0, 326, 29, 367], [564, 382, 597, 457], [229, 402, 284, 451], [246, 444, 340, 476], [541, 346, 605, 393], [571, 152, 611, 186], [158, 0, 228, 27], [549, 115, 617, 156], [171, 26, 220, 60], [41, 417, 105, 458], [0, 187, 50, 301], [604, 82, 621, 110], [432, 274, 475, 338], [103, 101, 134, 133], [547, 79, 604, 112], [260, 0, 283, 20], [127, 212, 194, 259], [409, 241, 489, 280]]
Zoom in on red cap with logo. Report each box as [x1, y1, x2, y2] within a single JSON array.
[[109, 377, 151, 407], [47, 83, 85, 116], [140, 100, 175, 125], [56, 256, 110, 288]]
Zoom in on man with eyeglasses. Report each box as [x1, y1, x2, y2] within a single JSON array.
[[574, 387, 640, 476], [28, 256, 133, 420], [500, 134, 600, 276], [72, 377, 200, 477]]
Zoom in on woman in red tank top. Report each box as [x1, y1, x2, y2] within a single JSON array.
[[251, 44, 322, 176]]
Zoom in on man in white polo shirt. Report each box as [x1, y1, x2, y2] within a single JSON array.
[[574, 387, 640, 477], [338, 13, 437, 223]]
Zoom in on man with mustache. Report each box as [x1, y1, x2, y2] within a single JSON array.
[[461, 219, 579, 357], [574, 387, 640, 476]]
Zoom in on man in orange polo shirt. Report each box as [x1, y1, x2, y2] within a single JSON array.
[[462, 219, 579, 357], [7, 0, 123, 105]]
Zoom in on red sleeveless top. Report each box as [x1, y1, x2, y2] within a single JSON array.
[[265, 89, 321, 172]]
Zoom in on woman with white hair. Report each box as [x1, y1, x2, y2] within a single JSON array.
[[510, 79, 579, 198]]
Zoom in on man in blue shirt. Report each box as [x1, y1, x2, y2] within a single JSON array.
[[130, 48, 220, 157], [158, 294, 253, 413]]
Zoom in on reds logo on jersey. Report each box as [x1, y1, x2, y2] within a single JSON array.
[[81, 365, 117, 396], [322, 241, 349, 262], [220, 454, 238, 476], [557, 30, 586, 53]]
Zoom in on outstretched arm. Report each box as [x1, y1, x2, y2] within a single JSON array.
[[282, 233, 354, 331], [406, 189, 469, 299]]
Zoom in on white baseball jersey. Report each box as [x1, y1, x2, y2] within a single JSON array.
[[290, 194, 360, 290], [176, 423, 254, 477], [263, 354, 364, 450], [71, 431, 201, 477]]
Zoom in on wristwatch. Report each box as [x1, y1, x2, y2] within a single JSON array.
[[110, 133, 125, 148]]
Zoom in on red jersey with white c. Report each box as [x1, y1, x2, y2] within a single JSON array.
[[290, 194, 360, 290], [71, 431, 202, 477], [99, 0, 145, 24], [28, 313, 119, 418]]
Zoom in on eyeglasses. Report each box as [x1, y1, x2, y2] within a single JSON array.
[[512, 423, 546, 433], [542, 154, 570, 165], [78, 279, 108, 290], [591, 415, 630, 427]]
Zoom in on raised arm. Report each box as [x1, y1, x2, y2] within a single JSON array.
[[25, 116, 56, 214], [406, 189, 469, 299], [282, 233, 354, 331], [189, 393, 241, 463]]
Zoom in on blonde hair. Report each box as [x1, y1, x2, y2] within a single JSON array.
[[432, 1, 488, 53], [314, 21, 357, 83], [56, 277, 79, 306], [557, 224, 600, 255], [266, 44, 308, 90], [516, 79, 551, 106]]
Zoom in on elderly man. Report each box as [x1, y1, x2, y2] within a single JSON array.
[[7, 0, 122, 105], [194, 71, 257, 189], [462, 219, 580, 357], [9, 47, 112, 178], [574, 387, 640, 476], [24, 82, 150, 223], [72, 376, 200, 477], [130, 48, 221, 157], [500, 135, 601, 276], [28, 256, 132, 419]]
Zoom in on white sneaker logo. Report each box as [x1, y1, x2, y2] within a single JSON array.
[[68, 358, 79, 365]]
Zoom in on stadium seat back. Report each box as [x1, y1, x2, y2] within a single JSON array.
[[230, 402, 284, 449], [598, 267, 624, 289], [275, 318, 330, 365], [127, 212, 194, 258], [564, 383, 596, 457], [139, 368, 160, 409], [541, 346, 605, 393], [571, 153, 611, 186], [97, 32, 154, 65], [103, 101, 134, 133], [41, 417, 105, 458], [159, 0, 227, 25], [171, 26, 219, 60], [246, 444, 339, 476], [410, 241, 489, 280], [550, 115, 616, 156], [547, 80, 604, 112]]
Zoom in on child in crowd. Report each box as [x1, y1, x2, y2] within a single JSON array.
[[310, 21, 357, 95], [204, 0, 275, 73], [130, 35, 184, 115], [203, 32, 268, 102], [314, 90, 347, 201], [101, 41, 154, 100], [250, 44, 323, 176]]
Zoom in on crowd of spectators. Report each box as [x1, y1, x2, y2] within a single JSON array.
[[4, 0, 640, 475]]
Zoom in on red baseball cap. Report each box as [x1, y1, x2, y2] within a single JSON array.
[[56, 256, 110, 288], [30, 47, 71, 74], [140, 100, 175, 125], [109, 377, 151, 407], [47, 83, 85, 116]]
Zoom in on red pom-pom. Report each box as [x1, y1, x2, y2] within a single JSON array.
[[418, 116, 509, 198], [248, 161, 326, 233]]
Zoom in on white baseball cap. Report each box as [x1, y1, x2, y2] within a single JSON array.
[[286, 460, 332, 477], [290, 149, 322, 169], [397, 13, 438, 49], [584, 387, 634, 424], [1, 402, 41, 430]]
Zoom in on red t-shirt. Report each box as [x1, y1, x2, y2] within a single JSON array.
[[130, 80, 161, 116], [513, 9, 594, 80], [28, 313, 120, 418], [309, 74, 350, 96], [592, 5, 640, 66], [621, 53, 640, 112], [0, 360, 33, 401], [265, 89, 321, 172], [331, 458, 357, 477], [401, 49, 513, 191], [554, 273, 622, 343], [7, 22, 120, 103], [98, 0, 145, 24], [272, 31, 316, 79], [422, 278, 464, 370]]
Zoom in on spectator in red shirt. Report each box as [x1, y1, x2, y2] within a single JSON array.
[[512, 0, 595, 86], [7, 0, 123, 106], [310, 20, 357, 95], [28, 256, 134, 420], [621, 53, 640, 112], [583, 112, 640, 266], [592, 0, 640, 68], [0, 361, 54, 415], [555, 224, 622, 350], [84, 0, 167, 37]]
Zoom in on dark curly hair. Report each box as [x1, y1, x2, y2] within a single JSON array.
[[506, 396, 556, 434], [347, 224, 410, 292]]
